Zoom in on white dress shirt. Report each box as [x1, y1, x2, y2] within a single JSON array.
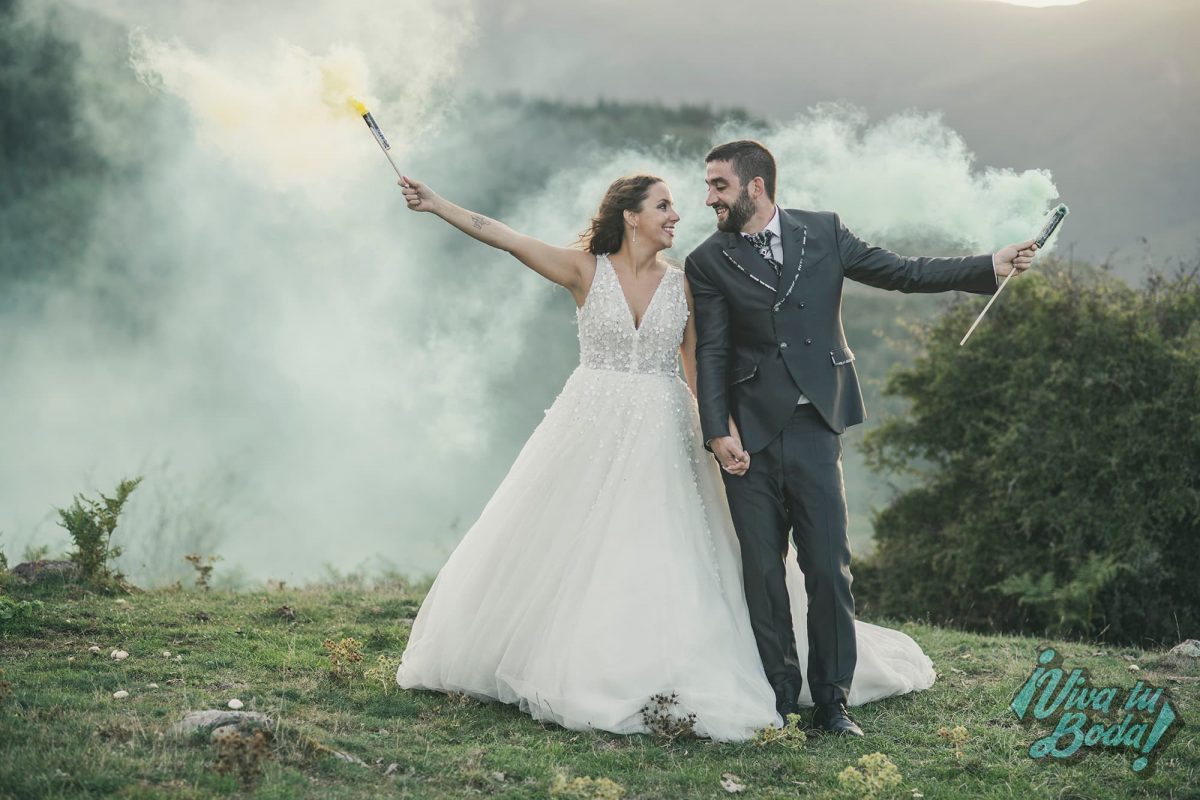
[[742, 207, 811, 406]]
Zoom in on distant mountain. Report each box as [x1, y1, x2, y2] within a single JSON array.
[[461, 0, 1199, 275]]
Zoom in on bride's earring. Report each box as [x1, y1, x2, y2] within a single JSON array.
[[632, 224, 638, 245]]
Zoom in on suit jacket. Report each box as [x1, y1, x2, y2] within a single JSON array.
[[684, 208, 997, 454]]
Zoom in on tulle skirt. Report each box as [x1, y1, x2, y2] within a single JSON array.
[[397, 366, 935, 740]]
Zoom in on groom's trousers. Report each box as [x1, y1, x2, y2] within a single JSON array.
[[721, 402, 856, 706]]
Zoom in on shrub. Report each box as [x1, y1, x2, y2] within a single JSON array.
[[0, 596, 44, 622], [57, 477, 143, 588], [322, 637, 364, 679], [184, 553, 221, 590], [857, 262, 1200, 645]]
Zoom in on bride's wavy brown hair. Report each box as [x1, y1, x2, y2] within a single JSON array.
[[578, 174, 665, 255]]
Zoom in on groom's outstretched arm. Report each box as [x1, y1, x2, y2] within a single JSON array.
[[833, 212, 999, 295], [684, 255, 732, 449]]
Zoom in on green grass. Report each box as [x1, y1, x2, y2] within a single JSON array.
[[1, 579, 1197, 799]]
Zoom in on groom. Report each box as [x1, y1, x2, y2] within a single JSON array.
[[685, 140, 1036, 736]]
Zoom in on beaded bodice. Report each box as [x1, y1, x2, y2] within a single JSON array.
[[577, 254, 688, 377]]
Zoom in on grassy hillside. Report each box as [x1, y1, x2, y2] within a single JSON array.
[[2, 579, 1196, 799]]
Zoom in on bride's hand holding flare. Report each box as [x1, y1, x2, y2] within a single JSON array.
[[399, 176, 440, 213]]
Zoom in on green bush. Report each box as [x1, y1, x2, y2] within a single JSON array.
[[0, 596, 43, 622], [856, 261, 1200, 645], [57, 477, 143, 588]]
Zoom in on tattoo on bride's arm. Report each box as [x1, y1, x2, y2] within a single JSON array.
[[471, 214, 491, 231]]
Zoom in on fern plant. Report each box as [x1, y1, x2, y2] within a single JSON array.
[[57, 477, 143, 586]]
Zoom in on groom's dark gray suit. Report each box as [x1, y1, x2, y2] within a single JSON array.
[[685, 207, 997, 706]]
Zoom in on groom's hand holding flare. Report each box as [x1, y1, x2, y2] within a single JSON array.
[[957, 239, 1039, 345], [993, 240, 1039, 278]]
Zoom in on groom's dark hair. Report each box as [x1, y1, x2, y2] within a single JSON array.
[[705, 140, 776, 201]]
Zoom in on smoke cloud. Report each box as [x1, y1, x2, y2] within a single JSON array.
[[523, 105, 1059, 260]]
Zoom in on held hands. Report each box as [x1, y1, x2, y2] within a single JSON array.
[[712, 415, 750, 476], [398, 175, 441, 213], [993, 240, 1039, 278]]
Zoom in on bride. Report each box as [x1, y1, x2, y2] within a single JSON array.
[[393, 173, 935, 741]]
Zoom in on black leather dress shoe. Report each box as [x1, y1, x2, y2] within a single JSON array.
[[774, 679, 803, 720], [811, 701, 864, 737], [777, 698, 803, 720]]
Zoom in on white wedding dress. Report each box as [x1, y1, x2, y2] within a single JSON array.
[[396, 254, 935, 741]]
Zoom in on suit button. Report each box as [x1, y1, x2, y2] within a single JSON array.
[[779, 341, 789, 350], [804, 338, 813, 345], [798, 302, 806, 308]]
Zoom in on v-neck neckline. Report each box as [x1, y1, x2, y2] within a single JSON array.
[[607, 254, 668, 333]]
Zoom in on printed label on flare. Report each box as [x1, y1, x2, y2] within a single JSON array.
[[364, 113, 390, 151]]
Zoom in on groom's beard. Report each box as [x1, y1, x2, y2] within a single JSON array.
[[715, 187, 756, 233]]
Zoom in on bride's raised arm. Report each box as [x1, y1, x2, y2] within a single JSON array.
[[399, 176, 594, 305]]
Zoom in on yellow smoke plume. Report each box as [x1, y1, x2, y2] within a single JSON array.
[[131, 32, 384, 191]]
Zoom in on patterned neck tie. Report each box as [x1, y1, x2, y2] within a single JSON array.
[[745, 230, 780, 276]]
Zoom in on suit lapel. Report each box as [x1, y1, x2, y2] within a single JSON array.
[[775, 209, 808, 307], [720, 230, 779, 296]]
